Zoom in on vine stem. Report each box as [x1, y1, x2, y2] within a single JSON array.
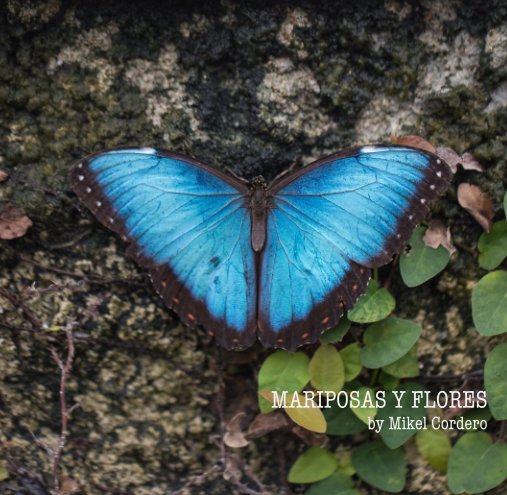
[[49, 321, 79, 495]]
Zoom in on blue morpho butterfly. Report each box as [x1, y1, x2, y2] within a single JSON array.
[[70, 145, 451, 351]]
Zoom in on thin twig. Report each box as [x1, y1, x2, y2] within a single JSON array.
[[49, 322, 79, 495]]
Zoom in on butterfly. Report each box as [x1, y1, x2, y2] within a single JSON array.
[[70, 145, 451, 351]]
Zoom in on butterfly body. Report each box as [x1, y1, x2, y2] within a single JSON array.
[[70, 146, 451, 350]]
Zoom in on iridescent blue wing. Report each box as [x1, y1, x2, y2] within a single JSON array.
[[259, 146, 452, 350], [70, 148, 256, 349]]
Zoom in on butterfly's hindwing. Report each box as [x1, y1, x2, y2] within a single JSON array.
[[70, 149, 257, 349], [259, 146, 452, 349]]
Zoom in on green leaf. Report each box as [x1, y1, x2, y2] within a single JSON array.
[[461, 406, 492, 429], [284, 394, 327, 433], [320, 318, 351, 344], [352, 439, 406, 493], [350, 387, 377, 424], [324, 402, 367, 436], [377, 383, 427, 449], [288, 446, 338, 484], [348, 279, 395, 323], [360, 317, 421, 369], [340, 343, 362, 382], [336, 450, 355, 476], [478, 220, 507, 269], [378, 371, 400, 390], [400, 225, 450, 287], [471, 270, 507, 336], [0, 461, 8, 481], [484, 343, 507, 420], [258, 351, 310, 413], [415, 427, 451, 473], [447, 432, 507, 494], [306, 472, 354, 495], [382, 345, 419, 378], [504, 191, 507, 217], [309, 344, 345, 393]]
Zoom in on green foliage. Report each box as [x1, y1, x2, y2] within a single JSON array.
[[461, 407, 492, 430], [381, 344, 419, 378], [340, 343, 362, 382], [400, 225, 450, 287], [306, 472, 356, 495], [284, 394, 327, 433], [504, 191, 507, 216], [309, 344, 345, 393], [478, 221, 507, 269], [348, 279, 395, 323], [351, 440, 406, 493], [320, 317, 351, 343], [324, 402, 366, 436], [258, 351, 309, 413], [288, 446, 338, 484], [350, 387, 377, 424], [415, 427, 451, 473], [360, 317, 421, 368], [484, 343, 507, 420], [471, 270, 507, 336], [447, 432, 507, 494], [377, 383, 427, 448]]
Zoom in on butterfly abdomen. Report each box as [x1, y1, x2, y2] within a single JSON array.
[[249, 180, 269, 252]]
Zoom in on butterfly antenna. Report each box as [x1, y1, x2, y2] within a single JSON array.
[[225, 167, 249, 184], [269, 159, 299, 187]]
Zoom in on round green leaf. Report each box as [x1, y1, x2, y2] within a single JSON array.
[[400, 225, 450, 287], [258, 351, 310, 413], [376, 383, 427, 449], [340, 343, 362, 382], [352, 439, 406, 493], [320, 318, 351, 344], [478, 221, 507, 270], [484, 343, 507, 420], [309, 344, 345, 393], [461, 406, 492, 430], [471, 270, 507, 336], [324, 402, 366, 436], [415, 427, 451, 473], [284, 393, 327, 433], [350, 387, 377, 424], [348, 279, 395, 323], [379, 371, 400, 390], [447, 432, 507, 494], [306, 472, 354, 495], [360, 317, 422, 369], [288, 446, 338, 484], [382, 344, 419, 378]]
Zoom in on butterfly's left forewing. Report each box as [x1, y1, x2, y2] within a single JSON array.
[[259, 146, 451, 350], [70, 149, 257, 349]]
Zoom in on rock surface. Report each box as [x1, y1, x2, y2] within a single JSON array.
[[0, 1, 506, 494]]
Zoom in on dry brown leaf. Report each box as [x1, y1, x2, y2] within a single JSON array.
[[224, 412, 249, 448], [436, 146, 484, 174], [461, 152, 484, 172], [291, 425, 329, 447], [245, 412, 289, 440], [390, 134, 436, 153], [423, 219, 456, 255], [61, 477, 80, 494], [0, 203, 33, 240], [457, 183, 494, 231], [0, 170, 8, 183], [436, 146, 461, 174]]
